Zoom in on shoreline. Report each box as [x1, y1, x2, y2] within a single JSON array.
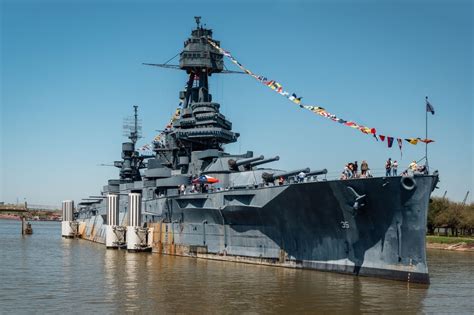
[[426, 235, 474, 252], [427, 242, 474, 252], [0, 216, 60, 222], [0, 215, 21, 220]]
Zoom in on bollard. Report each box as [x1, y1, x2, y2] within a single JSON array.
[[126, 193, 150, 252], [105, 194, 123, 248], [61, 200, 75, 238]]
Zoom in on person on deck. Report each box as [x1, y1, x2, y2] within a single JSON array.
[[353, 161, 359, 178], [297, 171, 306, 183], [409, 160, 418, 174], [348, 163, 354, 178], [367, 168, 373, 177], [417, 165, 428, 174], [360, 160, 369, 177], [392, 160, 398, 176], [385, 158, 392, 177], [340, 170, 347, 180], [342, 165, 351, 179]]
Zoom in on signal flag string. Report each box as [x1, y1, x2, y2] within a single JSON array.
[[206, 39, 434, 155]]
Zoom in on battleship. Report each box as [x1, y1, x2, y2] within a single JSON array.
[[62, 18, 439, 284]]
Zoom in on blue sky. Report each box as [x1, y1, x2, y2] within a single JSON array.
[[1, 0, 472, 206]]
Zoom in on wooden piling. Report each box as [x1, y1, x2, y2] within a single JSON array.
[[21, 216, 25, 235]]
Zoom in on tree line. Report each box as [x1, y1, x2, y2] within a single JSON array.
[[428, 197, 474, 236]]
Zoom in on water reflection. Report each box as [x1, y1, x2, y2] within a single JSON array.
[[98, 255, 428, 313], [103, 249, 119, 305], [0, 220, 473, 313], [123, 251, 140, 312]]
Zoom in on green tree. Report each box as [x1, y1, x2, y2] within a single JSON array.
[[428, 197, 448, 234], [459, 203, 474, 235], [429, 197, 474, 236]]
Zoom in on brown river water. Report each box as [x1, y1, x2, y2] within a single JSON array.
[[0, 220, 473, 314]]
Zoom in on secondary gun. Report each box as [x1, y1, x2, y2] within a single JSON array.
[[249, 156, 280, 168], [306, 169, 328, 177], [262, 167, 310, 183], [229, 155, 264, 171]]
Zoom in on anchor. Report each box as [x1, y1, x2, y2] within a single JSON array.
[[346, 186, 367, 214]]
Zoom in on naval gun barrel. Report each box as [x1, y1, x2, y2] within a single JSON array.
[[263, 167, 310, 182], [249, 156, 280, 167], [235, 155, 264, 167], [306, 169, 328, 176]]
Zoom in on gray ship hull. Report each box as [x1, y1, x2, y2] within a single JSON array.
[[76, 174, 435, 283]]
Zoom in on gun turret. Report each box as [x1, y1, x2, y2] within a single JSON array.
[[249, 156, 280, 168], [262, 167, 310, 183]]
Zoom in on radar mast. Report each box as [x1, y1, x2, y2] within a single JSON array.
[[146, 19, 240, 170]]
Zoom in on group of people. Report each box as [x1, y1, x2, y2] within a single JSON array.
[[178, 183, 231, 195], [341, 158, 427, 180], [384, 158, 399, 176], [389, 158, 428, 176], [402, 160, 428, 176], [178, 183, 210, 195], [341, 160, 372, 180]]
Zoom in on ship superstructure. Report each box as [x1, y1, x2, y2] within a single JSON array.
[[66, 18, 439, 284]]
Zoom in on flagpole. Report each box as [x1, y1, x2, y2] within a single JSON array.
[[425, 96, 429, 172]]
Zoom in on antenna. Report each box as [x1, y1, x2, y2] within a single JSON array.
[[194, 16, 201, 28], [123, 105, 142, 144], [134, 105, 138, 141]]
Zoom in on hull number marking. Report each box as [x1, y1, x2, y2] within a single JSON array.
[[340, 221, 350, 229]]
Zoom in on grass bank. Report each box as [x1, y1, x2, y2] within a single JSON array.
[[426, 235, 474, 251], [427, 235, 474, 244]]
